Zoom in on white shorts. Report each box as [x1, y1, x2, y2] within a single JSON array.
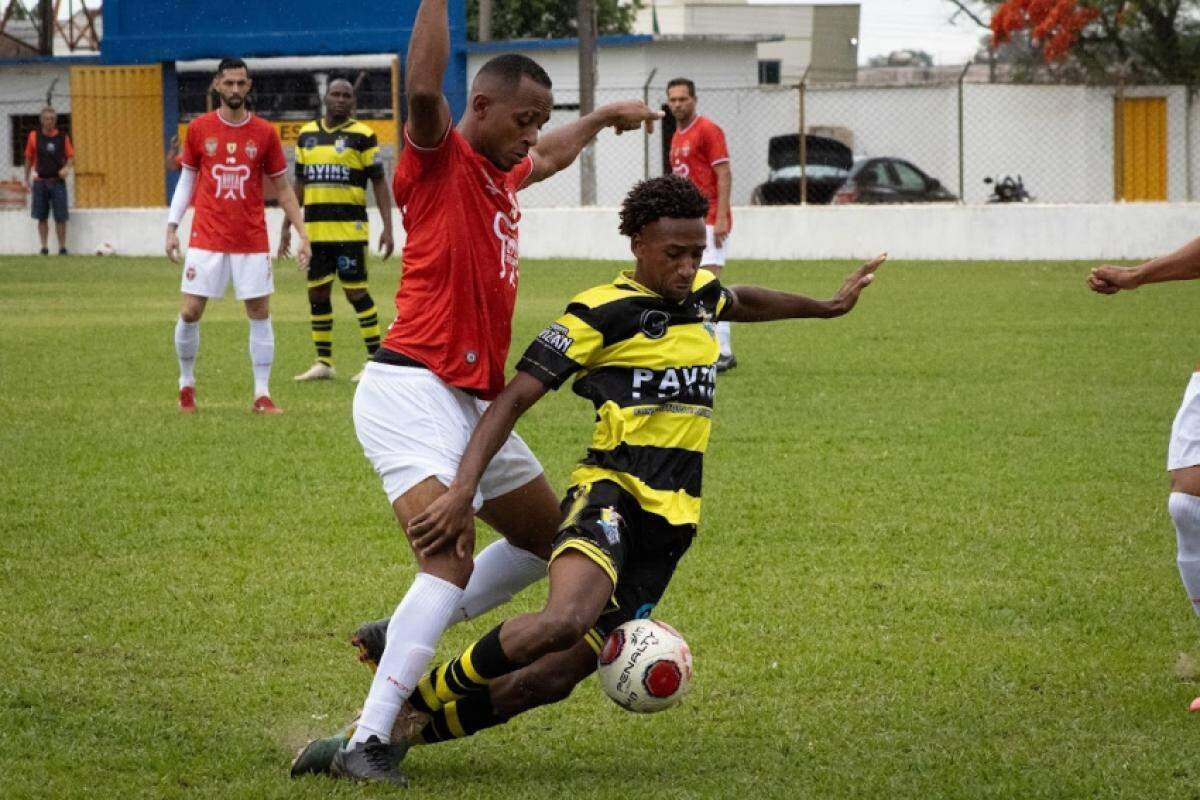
[[702, 224, 728, 267], [181, 248, 274, 300], [1169, 372, 1200, 470], [353, 362, 544, 509]]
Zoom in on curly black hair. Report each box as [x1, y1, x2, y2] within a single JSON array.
[[618, 175, 709, 238]]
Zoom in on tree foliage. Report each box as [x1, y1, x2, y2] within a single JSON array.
[[467, 0, 644, 41], [950, 0, 1200, 83]]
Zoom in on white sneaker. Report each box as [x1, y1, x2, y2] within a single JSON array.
[[295, 362, 336, 381], [350, 368, 365, 384]]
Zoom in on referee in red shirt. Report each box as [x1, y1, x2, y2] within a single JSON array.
[[23, 107, 73, 255], [319, 0, 662, 785]]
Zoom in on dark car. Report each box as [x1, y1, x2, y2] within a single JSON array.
[[831, 157, 956, 204], [750, 134, 854, 205]]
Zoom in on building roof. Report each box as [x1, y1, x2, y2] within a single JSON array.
[[466, 32, 779, 54]]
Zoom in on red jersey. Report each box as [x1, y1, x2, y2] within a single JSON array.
[[669, 115, 730, 227], [180, 111, 287, 253], [383, 127, 534, 400]]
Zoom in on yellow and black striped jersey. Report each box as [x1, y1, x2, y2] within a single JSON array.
[[294, 118, 383, 243], [516, 269, 733, 528]]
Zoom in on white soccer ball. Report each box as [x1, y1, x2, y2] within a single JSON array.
[[94, 242, 115, 256], [597, 619, 693, 713]]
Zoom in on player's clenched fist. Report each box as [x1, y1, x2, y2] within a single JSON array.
[[1088, 265, 1140, 295]]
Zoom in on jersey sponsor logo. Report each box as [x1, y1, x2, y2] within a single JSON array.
[[211, 163, 252, 199], [245, 140, 258, 159], [493, 212, 519, 287], [535, 322, 574, 355], [630, 365, 717, 401], [302, 163, 352, 183], [336, 254, 358, 270], [639, 309, 670, 340], [672, 162, 690, 179], [204, 137, 218, 156]]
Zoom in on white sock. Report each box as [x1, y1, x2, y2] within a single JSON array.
[[717, 321, 732, 357], [1170, 492, 1200, 616], [175, 317, 199, 389], [352, 572, 464, 744], [248, 317, 274, 398], [453, 539, 547, 623]]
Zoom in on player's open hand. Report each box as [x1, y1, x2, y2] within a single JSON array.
[[296, 237, 312, 271], [408, 489, 476, 559], [1088, 265, 1139, 295], [165, 227, 182, 263], [604, 101, 665, 136], [378, 228, 395, 260], [827, 253, 886, 316]]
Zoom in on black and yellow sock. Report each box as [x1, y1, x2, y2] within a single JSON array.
[[408, 624, 523, 714], [349, 292, 380, 356], [414, 692, 508, 744], [309, 298, 334, 365]]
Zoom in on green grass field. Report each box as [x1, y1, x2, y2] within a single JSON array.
[[3, 253, 1200, 799]]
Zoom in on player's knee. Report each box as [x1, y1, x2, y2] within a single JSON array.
[[344, 287, 367, 303], [416, 551, 474, 588], [1170, 492, 1200, 557], [308, 286, 331, 305]]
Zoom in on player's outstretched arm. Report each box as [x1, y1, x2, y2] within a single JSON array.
[[406, 0, 452, 148], [408, 372, 550, 558], [724, 254, 886, 323], [1089, 237, 1200, 295], [524, 101, 663, 187]]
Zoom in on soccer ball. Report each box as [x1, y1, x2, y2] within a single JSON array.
[[597, 619, 692, 713], [94, 242, 115, 256]]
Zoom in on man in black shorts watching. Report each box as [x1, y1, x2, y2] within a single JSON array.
[[23, 107, 73, 255]]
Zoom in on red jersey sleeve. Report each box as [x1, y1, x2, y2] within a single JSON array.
[[24, 131, 36, 162], [263, 127, 287, 177], [64, 136, 74, 160], [704, 122, 729, 167], [400, 123, 455, 179], [180, 123, 200, 171]]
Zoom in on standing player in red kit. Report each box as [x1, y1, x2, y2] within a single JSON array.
[[667, 77, 736, 371], [165, 57, 311, 414], [315, 0, 661, 785]]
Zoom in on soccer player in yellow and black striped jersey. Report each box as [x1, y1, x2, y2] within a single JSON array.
[[375, 175, 887, 752], [281, 79, 394, 383]]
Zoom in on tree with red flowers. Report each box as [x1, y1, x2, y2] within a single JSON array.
[[947, 0, 1200, 83]]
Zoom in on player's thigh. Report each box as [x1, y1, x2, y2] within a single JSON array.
[[1169, 372, 1200, 494], [389, 476, 472, 584], [181, 248, 230, 300], [230, 252, 274, 302], [489, 638, 597, 718], [333, 242, 369, 290], [306, 244, 337, 291], [477, 473, 560, 559]]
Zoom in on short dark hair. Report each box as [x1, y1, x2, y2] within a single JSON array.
[[475, 54, 552, 91], [667, 78, 695, 97], [216, 57, 249, 77], [619, 175, 709, 238]]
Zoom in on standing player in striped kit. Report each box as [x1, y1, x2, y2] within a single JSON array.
[[282, 78, 395, 384]]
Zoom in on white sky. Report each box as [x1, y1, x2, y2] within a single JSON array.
[[751, 0, 989, 65]]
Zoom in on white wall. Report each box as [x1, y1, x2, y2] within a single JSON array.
[[3, 203, 1196, 262], [0, 64, 73, 191]]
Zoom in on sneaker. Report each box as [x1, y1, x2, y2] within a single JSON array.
[[58, 247, 67, 255], [179, 386, 197, 414], [290, 717, 356, 778], [350, 368, 365, 384], [294, 362, 335, 382], [351, 618, 391, 672], [716, 353, 738, 373], [330, 736, 410, 786], [39, 248, 48, 255], [252, 396, 283, 415]]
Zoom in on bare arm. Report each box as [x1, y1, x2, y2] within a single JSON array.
[[405, 0, 452, 148], [278, 175, 305, 257], [724, 255, 885, 323], [1088, 238, 1200, 294], [713, 161, 732, 242], [23, 158, 32, 189], [407, 372, 550, 556], [269, 173, 311, 269], [525, 100, 663, 187], [370, 174, 395, 259]]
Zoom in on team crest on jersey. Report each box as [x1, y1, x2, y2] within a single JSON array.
[[46, 142, 55, 152], [204, 137, 218, 156], [245, 141, 258, 159], [639, 309, 671, 340], [598, 507, 623, 546], [226, 142, 237, 155], [334, 137, 347, 154]]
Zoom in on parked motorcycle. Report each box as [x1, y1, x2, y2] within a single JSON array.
[[984, 175, 1033, 203]]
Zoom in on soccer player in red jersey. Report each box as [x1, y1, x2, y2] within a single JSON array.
[[667, 77, 736, 371], [323, 0, 661, 784], [165, 57, 311, 415]]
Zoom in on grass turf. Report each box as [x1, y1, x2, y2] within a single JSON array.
[[1, 253, 1199, 799]]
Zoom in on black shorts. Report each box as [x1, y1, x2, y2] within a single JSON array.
[[308, 242, 368, 289], [551, 479, 694, 654], [30, 179, 68, 222]]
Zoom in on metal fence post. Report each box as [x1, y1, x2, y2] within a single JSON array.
[[643, 68, 657, 179], [957, 62, 970, 203], [1187, 85, 1195, 202], [798, 66, 810, 206]]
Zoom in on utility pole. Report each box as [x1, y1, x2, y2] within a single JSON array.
[[578, 0, 597, 205], [38, 0, 54, 56], [479, 0, 493, 42]]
